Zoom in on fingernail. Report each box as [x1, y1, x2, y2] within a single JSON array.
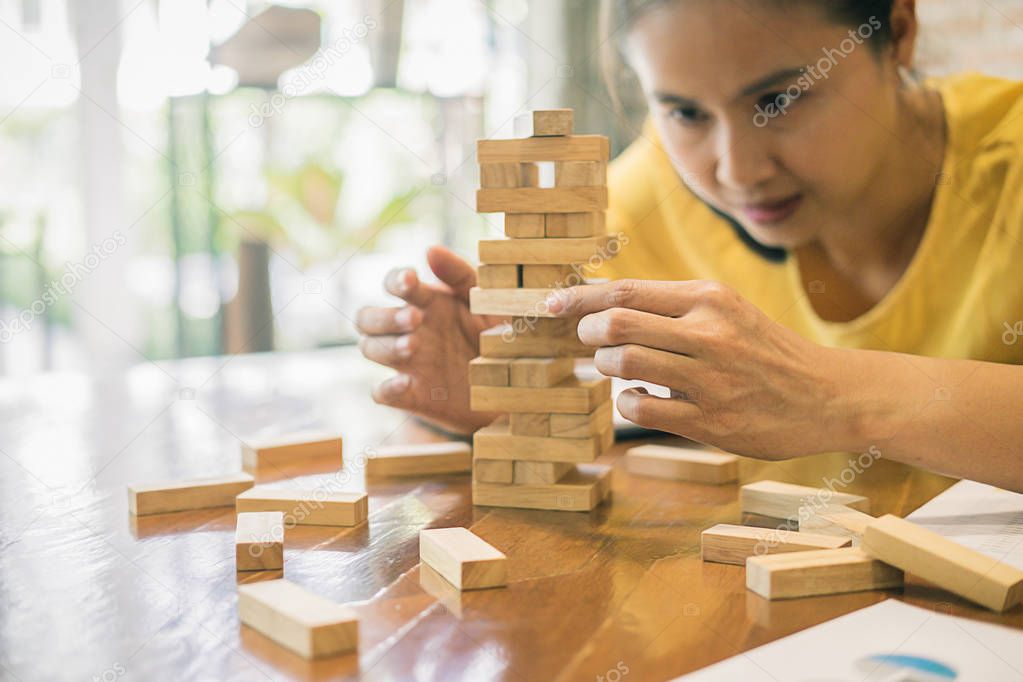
[[386, 374, 411, 393], [545, 292, 565, 313], [395, 307, 414, 330], [395, 335, 412, 358], [396, 269, 411, 295]]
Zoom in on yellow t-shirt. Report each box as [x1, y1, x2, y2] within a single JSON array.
[[599, 73, 1023, 364]]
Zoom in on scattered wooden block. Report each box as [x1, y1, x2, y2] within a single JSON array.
[[471, 375, 610, 414], [237, 579, 358, 659], [510, 357, 575, 387], [236, 511, 284, 571], [555, 161, 606, 187], [479, 319, 592, 358], [549, 400, 613, 438], [742, 511, 799, 532], [504, 213, 546, 238], [746, 547, 903, 600], [700, 523, 851, 565], [366, 441, 472, 478], [419, 527, 507, 590], [509, 412, 550, 437], [479, 235, 611, 264], [625, 444, 739, 484], [236, 488, 368, 527], [473, 463, 612, 511], [473, 419, 606, 463], [477, 186, 607, 214], [473, 459, 514, 484], [514, 109, 573, 137], [545, 212, 605, 238], [514, 460, 574, 485], [480, 163, 535, 189], [242, 433, 342, 472], [477, 134, 608, 164], [128, 473, 255, 516], [862, 514, 1023, 612], [740, 480, 870, 520], [477, 264, 519, 289], [468, 357, 510, 386], [521, 264, 578, 289], [798, 503, 874, 541]]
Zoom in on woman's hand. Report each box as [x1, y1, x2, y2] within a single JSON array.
[[546, 279, 859, 458], [356, 246, 504, 435]]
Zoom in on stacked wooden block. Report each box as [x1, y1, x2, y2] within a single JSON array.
[[468, 109, 614, 512]]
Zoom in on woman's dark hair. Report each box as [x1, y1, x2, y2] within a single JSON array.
[[599, 0, 897, 263]]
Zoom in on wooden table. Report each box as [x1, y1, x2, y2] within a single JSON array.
[[1, 347, 1018, 681]]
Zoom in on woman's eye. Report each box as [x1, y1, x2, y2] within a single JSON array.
[[668, 105, 707, 124], [758, 91, 797, 111]]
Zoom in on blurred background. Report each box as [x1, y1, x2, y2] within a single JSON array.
[[0, 0, 1021, 377]]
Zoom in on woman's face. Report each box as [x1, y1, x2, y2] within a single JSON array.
[[626, 0, 901, 249]]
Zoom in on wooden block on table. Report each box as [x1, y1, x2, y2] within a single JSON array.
[[555, 161, 606, 187], [521, 264, 578, 289], [477, 264, 520, 289], [237, 579, 358, 659], [625, 444, 739, 484], [366, 442, 472, 477], [468, 357, 510, 386], [549, 400, 613, 438], [471, 375, 610, 414], [510, 357, 575, 387], [504, 213, 545, 238], [480, 163, 535, 189], [862, 514, 1023, 612], [242, 433, 342, 472], [236, 488, 368, 527], [128, 473, 254, 516], [473, 463, 612, 512], [473, 418, 605, 463], [477, 134, 608, 163], [514, 460, 574, 485], [509, 412, 550, 436], [474, 459, 514, 484], [798, 503, 874, 541], [514, 109, 573, 137], [236, 511, 284, 571], [477, 187, 607, 214], [546, 212, 606, 238], [479, 319, 592, 358], [746, 547, 903, 600], [700, 523, 850, 565], [420, 527, 507, 590], [740, 480, 870, 520]]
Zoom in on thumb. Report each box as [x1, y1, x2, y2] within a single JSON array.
[[427, 245, 477, 303]]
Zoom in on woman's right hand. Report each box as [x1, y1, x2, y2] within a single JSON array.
[[356, 245, 504, 435]]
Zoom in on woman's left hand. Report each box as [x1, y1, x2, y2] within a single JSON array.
[[546, 279, 860, 458]]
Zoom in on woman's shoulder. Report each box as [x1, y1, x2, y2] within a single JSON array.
[[930, 72, 1023, 152]]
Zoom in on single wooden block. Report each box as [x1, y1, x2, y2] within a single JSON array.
[[862, 514, 1023, 612], [474, 459, 514, 484], [555, 161, 606, 187], [740, 480, 870, 521], [477, 264, 519, 289], [545, 212, 606, 238], [549, 400, 613, 438], [513, 460, 574, 485], [510, 357, 575, 387], [470, 288, 557, 319], [746, 547, 903, 600], [504, 213, 545, 238], [419, 527, 507, 590], [366, 442, 472, 478], [477, 134, 608, 163], [625, 444, 739, 485], [468, 357, 511, 386], [513, 109, 574, 137], [237, 579, 358, 659], [479, 235, 611, 264], [521, 264, 578, 289], [236, 488, 368, 527], [798, 503, 875, 541], [509, 412, 550, 437], [479, 320, 592, 358], [236, 511, 284, 571], [471, 375, 611, 414], [479, 163, 536, 189], [128, 473, 255, 516], [473, 419, 604, 463], [472, 464, 612, 512], [477, 187, 607, 214], [700, 524, 851, 565], [241, 433, 342, 472]]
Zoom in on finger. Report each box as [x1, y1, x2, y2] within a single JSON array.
[[617, 387, 702, 433], [427, 245, 477, 303], [546, 279, 729, 318], [358, 334, 417, 368], [356, 306, 422, 335], [577, 308, 695, 356], [371, 373, 418, 410], [593, 344, 700, 390], [384, 267, 435, 308]]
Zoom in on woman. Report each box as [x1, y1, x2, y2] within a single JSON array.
[[356, 0, 1023, 491]]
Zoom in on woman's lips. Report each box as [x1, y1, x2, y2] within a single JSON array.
[[740, 194, 803, 225]]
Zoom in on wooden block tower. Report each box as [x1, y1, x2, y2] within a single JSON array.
[[467, 109, 615, 512]]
